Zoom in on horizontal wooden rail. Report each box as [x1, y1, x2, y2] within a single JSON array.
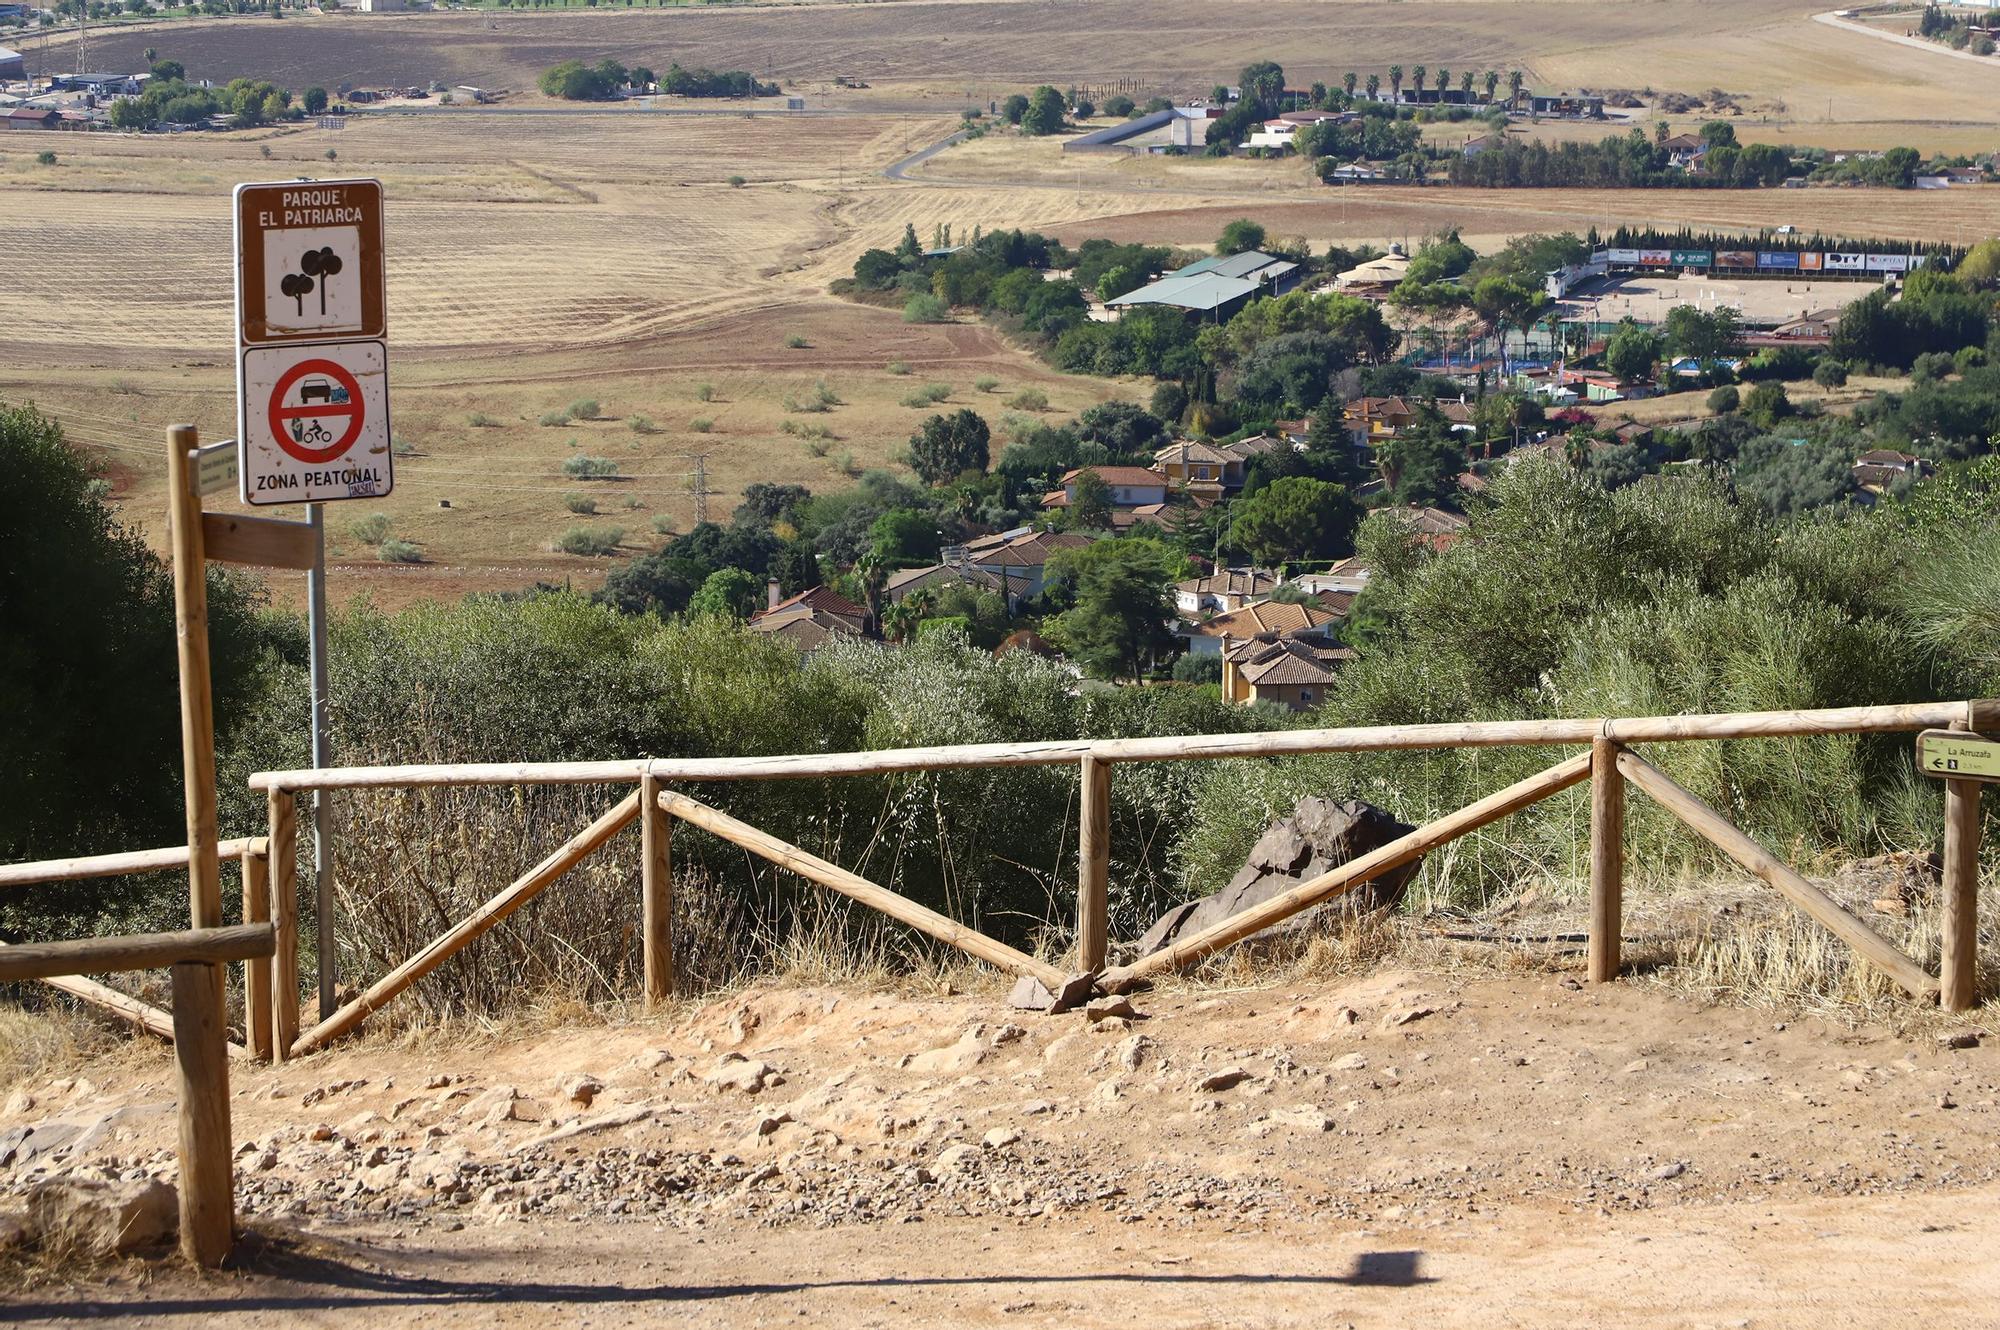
[[0, 924, 275, 984], [289, 791, 641, 1058], [1103, 751, 1594, 987], [1615, 749, 1938, 999], [246, 700, 1990, 793], [0, 837, 266, 889], [656, 789, 1070, 990]]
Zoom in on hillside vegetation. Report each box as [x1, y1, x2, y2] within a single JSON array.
[[9, 395, 2000, 1020]]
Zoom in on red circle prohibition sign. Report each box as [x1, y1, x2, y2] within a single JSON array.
[[269, 358, 366, 464]]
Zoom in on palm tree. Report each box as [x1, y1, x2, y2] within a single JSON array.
[[1483, 69, 1499, 104], [1388, 65, 1403, 105], [1461, 70, 1475, 98], [1436, 68, 1450, 97], [1343, 71, 1357, 99], [1410, 65, 1425, 105], [1507, 69, 1524, 109], [1366, 73, 1381, 102]]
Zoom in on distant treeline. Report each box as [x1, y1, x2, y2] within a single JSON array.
[[538, 58, 777, 101], [1448, 131, 1966, 191]]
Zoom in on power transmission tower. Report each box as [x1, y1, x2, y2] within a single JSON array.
[[684, 451, 713, 525], [74, 0, 87, 76]]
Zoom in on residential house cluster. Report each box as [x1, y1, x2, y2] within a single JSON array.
[[1172, 556, 1375, 710], [1043, 433, 1287, 526]]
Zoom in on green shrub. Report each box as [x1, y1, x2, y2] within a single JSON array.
[[727, 174, 746, 187], [539, 409, 571, 427], [695, 382, 715, 401], [629, 414, 658, 435], [562, 455, 620, 479], [1007, 388, 1050, 412], [568, 398, 601, 420], [974, 375, 1000, 393], [555, 525, 624, 556], [782, 380, 840, 413], [564, 493, 598, 514], [652, 515, 675, 535], [886, 361, 911, 376], [690, 417, 713, 433], [1812, 358, 1849, 389], [1706, 385, 1739, 415], [468, 411, 500, 427], [35, 151, 55, 167], [903, 293, 949, 323], [377, 539, 422, 564], [784, 334, 809, 349], [349, 512, 391, 545]]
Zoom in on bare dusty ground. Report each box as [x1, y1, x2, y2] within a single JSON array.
[[4, 968, 1997, 1325]]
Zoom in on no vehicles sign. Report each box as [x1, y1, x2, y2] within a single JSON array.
[[232, 178, 393, 505], [239, 340, 392, 504]]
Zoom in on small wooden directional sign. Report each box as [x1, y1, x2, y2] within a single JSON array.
[[1916, 728, 2000, 782]]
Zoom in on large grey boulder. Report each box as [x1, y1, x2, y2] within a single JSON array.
[[1135, 797, 1420, 957]]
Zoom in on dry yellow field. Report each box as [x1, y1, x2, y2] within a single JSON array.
[[8, 0, 2000, 604]]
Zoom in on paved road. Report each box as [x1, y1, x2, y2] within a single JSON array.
[[882, 128, 968, 181], [1812, 8, 2000, 66]]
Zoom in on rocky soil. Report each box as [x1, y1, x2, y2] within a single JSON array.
[[2, 968, 1997, 1324]]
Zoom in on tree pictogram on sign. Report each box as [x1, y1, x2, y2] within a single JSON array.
[[269, 358, 365, 464]]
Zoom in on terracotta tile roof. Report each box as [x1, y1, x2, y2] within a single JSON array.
[[1241, 652, 1340, 687], [1379, 506, 1470, 536], [1312, 589, 1359, 617], [750, 585, 864, 623], [1178, 568, 1279, 599], [1193, 599, 1340, 639], [1060, 466, 1170, 488], [968, 530, 1091, 568], [1153, 439, 1237, 466]]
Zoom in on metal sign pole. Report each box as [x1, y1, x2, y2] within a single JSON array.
[[307, 503, 336, 1021]]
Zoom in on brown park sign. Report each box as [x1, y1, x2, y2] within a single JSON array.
[[233, 179, 386, 345]]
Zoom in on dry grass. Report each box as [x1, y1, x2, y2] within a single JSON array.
[[0, 1004, 107, 1089], [1140, 856, 1998, 1032], [38, 0, 2000, 142]]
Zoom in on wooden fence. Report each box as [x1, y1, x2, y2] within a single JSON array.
[[0, 838, 271, 1054], [0, 923, 274, 1266], [221, 699, 1993, 1056]]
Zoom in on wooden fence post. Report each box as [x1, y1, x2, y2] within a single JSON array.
[[240, 849, 273, 1061], [1077, 756, 1110, 973], [267, 788, 299, 1060], [640, 772, 674, 1005], [170, 960, 234, 1267], [1942, 719, 1982, 1012], [1588, 735, 1625, 984], [167, 426, 223, 1015]]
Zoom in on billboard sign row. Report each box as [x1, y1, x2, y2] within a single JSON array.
[[1594, 247, 1926, 275]]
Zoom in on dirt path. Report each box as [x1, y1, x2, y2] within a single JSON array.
[[5, 970, 1996, 1323], [12, 1187, 2000, 1328]]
